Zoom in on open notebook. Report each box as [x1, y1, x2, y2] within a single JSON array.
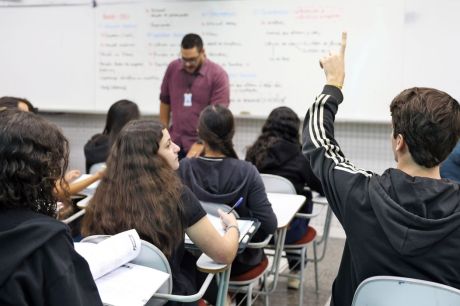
[[185, 214, 258, 245], [75, 229, 169, 306]]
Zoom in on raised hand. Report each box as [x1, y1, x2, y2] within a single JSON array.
[[319, 32, 347, 89]]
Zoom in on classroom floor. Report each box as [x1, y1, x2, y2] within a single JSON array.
[[252, 237, 345, 306]]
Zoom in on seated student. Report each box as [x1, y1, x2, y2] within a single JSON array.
[[0, 109, 102, 306], [81, 119, 239, 305], [179, 105, 278, 276], [0, 96, 103, 215], [84, 99, 140, 173], [0, 96, 37, 113], [245, 106, 323, 289], [440, 141, 460, 183], [303, 33, 460, 306]]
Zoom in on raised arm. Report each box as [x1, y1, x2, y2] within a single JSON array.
[[319, 32, 347, 89], [302, 33, 373, 223]]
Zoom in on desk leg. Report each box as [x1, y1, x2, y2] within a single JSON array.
[[216, 264, 231, 306], [266, 227, 287, 293]]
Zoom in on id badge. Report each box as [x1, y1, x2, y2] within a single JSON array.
[[183, 93, 192, 107]]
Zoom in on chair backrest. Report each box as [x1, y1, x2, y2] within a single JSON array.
[[89, 162, 106, 174], [134, 241, 172, 306], [81, 235, 172, 306], [260, 173, 296, 194], [352, 276, 460, 306]]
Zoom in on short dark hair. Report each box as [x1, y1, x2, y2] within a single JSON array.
[[0, 96, 37, 113], [181, 33, 203, 51], [390, 87, 460, 168], [0, 109, 69, 216], [198, 105, 238, 158]]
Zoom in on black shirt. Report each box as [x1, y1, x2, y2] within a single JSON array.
[[168, 186, 206, 300], [84, 134, 109, 173], [0, 209, 102, 306]]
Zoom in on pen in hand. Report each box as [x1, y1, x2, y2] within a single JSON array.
[[227, 197, 244, 214]]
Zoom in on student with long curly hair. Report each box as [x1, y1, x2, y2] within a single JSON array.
[[245, 106, 323, 289], [0, 95, 105, 217], [179, 105, 277, 277], [81, 119, 239, 305], [0, 109, 102, 305]]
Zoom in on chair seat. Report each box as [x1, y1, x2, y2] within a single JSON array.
[[230, 256, 269, 282], [285, 226, 316, 247], [198, 299, 208, 306]]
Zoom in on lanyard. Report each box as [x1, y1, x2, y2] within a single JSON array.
[[185, 72, 198, 92]]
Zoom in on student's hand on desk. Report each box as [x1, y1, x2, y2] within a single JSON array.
[[218, 208, 238, 228], [64, 169, 81, 182], [186, 142, 204, 158], [320, 32, 347, 89]]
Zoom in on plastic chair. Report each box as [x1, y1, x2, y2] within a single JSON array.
[[259, 174, 297, 194], [228, 254, 270, 306], [260, 173, 331, 305], [82, 235, 215, 306], [352, 276, 460, 306]]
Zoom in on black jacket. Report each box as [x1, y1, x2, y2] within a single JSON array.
[[302, 85, 460, 306], [0, 209, 102, 306], [179, 157, 277, 271], [246, 139, 323, 243], [84, 134, 109, 173], [251, 139, 323, 197]]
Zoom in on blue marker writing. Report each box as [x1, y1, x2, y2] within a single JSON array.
[[227, 197, 243, 214]]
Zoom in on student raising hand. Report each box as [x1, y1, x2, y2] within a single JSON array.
[[319, 32, 347, 89]]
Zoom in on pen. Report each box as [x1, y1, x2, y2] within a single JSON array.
[[227, 197, 243, 214]]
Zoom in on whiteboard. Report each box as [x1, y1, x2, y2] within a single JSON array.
[[0, 0, 458, 122], [0, 4, 95, 112], [403, 0, 460, 102]]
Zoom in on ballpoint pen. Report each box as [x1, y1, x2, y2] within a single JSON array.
[[227, 197, 243, 214]]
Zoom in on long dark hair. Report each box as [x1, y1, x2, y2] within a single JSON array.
[[246, 106, 301, 169], [102, 100, 140, 145], [82, 120, 184, 259], [198, 105, 238, 158], [0, 109, 68, 217]]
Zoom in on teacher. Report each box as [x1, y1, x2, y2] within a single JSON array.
[[159, 33, 230, 159]]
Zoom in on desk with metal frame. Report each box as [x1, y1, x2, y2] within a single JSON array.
[[235, 192, 306, 299]]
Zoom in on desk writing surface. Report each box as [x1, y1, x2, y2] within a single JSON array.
[[267, 193, 305, 228], [72, 174, 101, 196], [196, 253, 228, 274]]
